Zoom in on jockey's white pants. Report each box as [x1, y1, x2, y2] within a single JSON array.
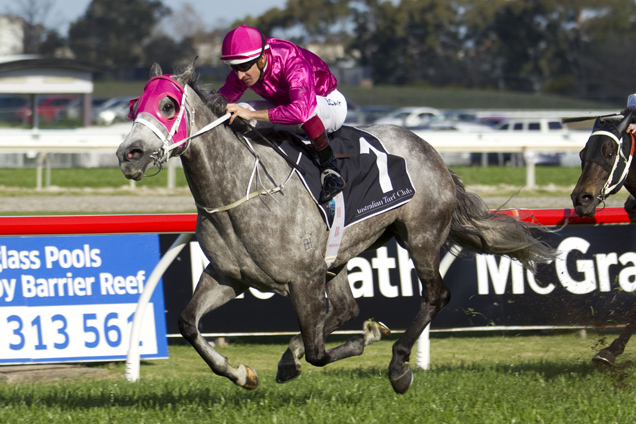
[[239, 89, 348, 134]]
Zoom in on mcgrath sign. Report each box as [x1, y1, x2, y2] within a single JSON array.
[[0, 234, 168, 364], [159, 224, 636, 335]]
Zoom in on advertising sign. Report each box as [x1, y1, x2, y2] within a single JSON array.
[[160, 224, 636, 335], [0, 234, 168, 364]]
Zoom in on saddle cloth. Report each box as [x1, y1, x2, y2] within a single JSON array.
[[276, 125, 416, 229]]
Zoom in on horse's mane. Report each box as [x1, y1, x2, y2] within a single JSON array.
[[596, 118, 623, 134], [174, 64, 253, 135]]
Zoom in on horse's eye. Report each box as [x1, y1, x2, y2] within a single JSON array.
[[163, 103, 174, 113]]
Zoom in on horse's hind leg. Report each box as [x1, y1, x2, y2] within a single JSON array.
[[593, 307, 636, 366], [388, 240, 450, 394], [278, 268, 390, 383], [178, 267, 258, 389]]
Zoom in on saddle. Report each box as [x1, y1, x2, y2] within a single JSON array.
[[274, 125, 416, 229]]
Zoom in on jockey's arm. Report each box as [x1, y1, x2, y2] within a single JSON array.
[[226, 103, 271, 125]]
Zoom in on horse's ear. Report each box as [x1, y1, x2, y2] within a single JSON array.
[[617, 109, 634, 135], [176, 57, 198, 87], [150, 63, 162, 78]]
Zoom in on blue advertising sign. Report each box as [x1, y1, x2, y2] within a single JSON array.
[[0, 234, 168, 364]]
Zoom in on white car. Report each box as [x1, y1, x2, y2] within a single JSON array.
[[492, 118, 570, 166], [374, 106, 441, 128], [92, 97, 132, 125]]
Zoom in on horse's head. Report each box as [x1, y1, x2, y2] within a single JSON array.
[[116, 62, 199, 180], [570, 111, 635, 217]]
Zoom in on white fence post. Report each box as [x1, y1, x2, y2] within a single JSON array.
[[415, 246, 462, 370]]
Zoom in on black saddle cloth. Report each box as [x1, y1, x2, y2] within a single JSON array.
[[276, 125, 416, 228]]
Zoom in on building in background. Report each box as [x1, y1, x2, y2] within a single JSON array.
[[0, 15, 24, 56]]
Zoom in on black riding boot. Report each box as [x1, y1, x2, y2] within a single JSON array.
[[317, 143, 346, 203]]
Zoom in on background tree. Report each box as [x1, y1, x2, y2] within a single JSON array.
[[143, 36, 197, 72], [11, 0, 54, 54], [68, 0, 170, 78]]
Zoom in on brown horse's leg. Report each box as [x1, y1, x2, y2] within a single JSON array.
[[594, 307, 636, 366], [178, 268, 257, 389]]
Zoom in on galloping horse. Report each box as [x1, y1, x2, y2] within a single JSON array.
[[117, 62, 555, 394], [571, 110, 636, 366]]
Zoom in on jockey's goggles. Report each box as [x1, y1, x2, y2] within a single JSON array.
[[230, 56, 260, 73]]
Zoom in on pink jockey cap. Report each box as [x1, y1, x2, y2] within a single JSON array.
[[220, 25, 269, 65], [128, 75, 188, 145]]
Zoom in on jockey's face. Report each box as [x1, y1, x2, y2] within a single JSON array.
[[231, 55, 266, 86]]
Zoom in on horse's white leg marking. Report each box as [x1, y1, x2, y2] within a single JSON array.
[[179, 269, 258, 389]]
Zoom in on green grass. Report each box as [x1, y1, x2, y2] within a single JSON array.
[[90, 79, 619, 110], [0, 167, 189, 191], [0, 332, 634, 423], [451, 165, 580, 188], [0, 166, 579, 193], [341, 85, 618, 109]]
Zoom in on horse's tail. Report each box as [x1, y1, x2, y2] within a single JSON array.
[[445, 170, 557, 272]]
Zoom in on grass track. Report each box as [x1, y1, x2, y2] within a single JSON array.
[[0, 166, 580, 192], [1, 332, 634, 423]]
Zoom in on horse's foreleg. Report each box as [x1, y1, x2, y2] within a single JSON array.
[[278, 270, 359, 383], [279, 269, 390, 382], [178, 269, 257, 389], [594, 306, 636, 366]]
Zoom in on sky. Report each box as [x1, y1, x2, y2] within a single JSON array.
[[4, 0, 289, 36]]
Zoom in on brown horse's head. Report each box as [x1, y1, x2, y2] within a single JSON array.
[[570, 111, 634, 217]]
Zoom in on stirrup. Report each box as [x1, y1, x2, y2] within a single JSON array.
[[320, 169, 345, 202]]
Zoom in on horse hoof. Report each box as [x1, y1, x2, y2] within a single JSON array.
[[242, 366, 259, 390], [276, 364, 302, 384], [592, 350, 616, 368], [364, 320, 392, 345], [389, 368, 414, 395], [376, 321, 391, 339]]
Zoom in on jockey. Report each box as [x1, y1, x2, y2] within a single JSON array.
[[217, 24, 347, 203]]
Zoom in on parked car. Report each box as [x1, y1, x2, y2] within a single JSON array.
[[15, 95, 79, 123], [92, 97, 132, 125], [345, 104, 396, 126], [496, 118, 567, 133], [55, 97, 109, 121], [423, 109, 490, 132], [0, 95, 28, 122], [357, 105, 396, 125], [471, 117, 569, 166], [374, 106, 441, 128]]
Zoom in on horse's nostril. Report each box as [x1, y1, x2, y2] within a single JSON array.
[[126, 148, 144, 161]]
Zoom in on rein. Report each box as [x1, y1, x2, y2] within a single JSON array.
[[152, 112, 232, 164], [132, 81, 299, 214]]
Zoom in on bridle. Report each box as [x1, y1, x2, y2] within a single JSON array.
[[584, 128, 635, 202], [127, 74, 297, 214], [128, 75, 231, 171]]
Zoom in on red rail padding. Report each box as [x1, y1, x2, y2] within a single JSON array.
[[498, 207, 630, 226], [0, 207, 629, 237], [0, 214, 198, 236]]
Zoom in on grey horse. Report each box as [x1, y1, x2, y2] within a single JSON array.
[[116, 62, 555, 394]]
